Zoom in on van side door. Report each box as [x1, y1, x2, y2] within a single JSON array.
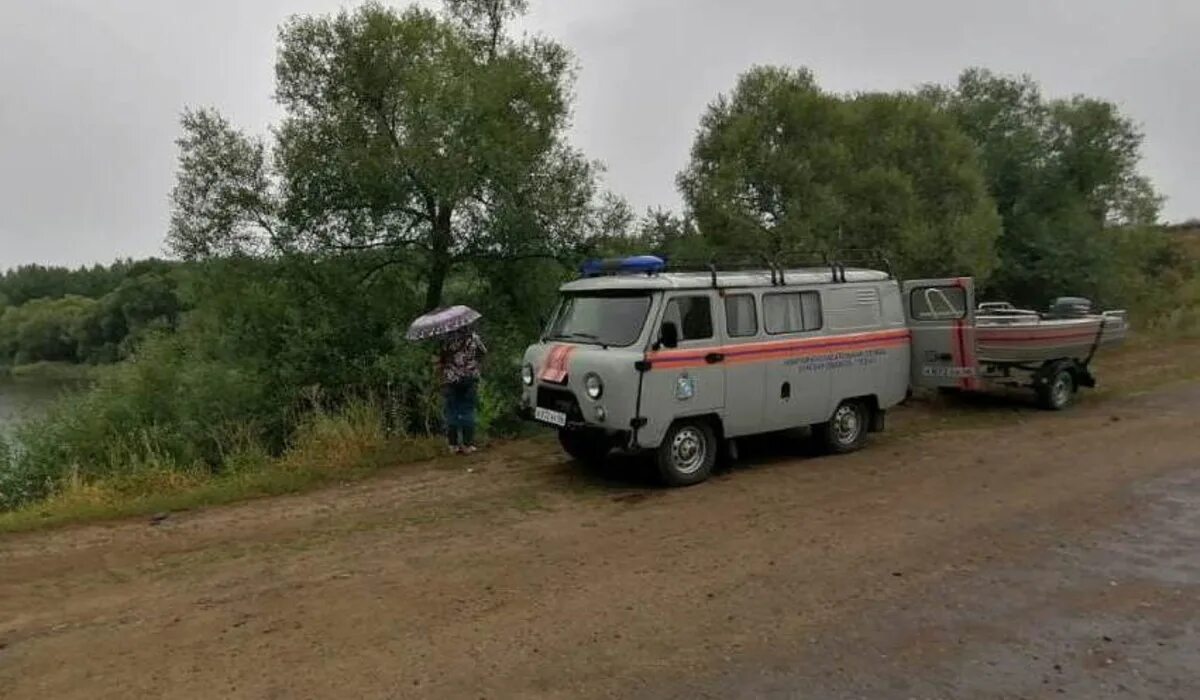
[[902, 278, 979, 390], [640, 291, 727, 446], [761, 289, 832, 431], [719, 291, 765, 438]]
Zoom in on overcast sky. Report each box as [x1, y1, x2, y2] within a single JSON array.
[[2, 0, 1197, 268]]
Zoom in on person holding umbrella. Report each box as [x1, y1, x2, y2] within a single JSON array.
[[407, 306, 487, 454]]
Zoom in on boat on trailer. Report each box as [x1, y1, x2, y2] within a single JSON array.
[[905, 283, 1128, 409], [974, 298, 1128, 365]]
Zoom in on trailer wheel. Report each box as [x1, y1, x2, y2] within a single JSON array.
[[558, 429, 611, 466], [815, 400, 869, 454], [1037, 367, 1076, 411], [656, 420, 716, 487]]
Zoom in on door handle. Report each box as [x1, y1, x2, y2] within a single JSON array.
[[705, 352, 725, 364]]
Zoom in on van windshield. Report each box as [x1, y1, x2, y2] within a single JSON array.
[[546, 292, 652, 347]]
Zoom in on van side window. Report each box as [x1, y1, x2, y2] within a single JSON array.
[[826, 287, 882, 330], [764, 291, 822, 334], [724, 294, 758, 337], [910, 286, 966, 320], [663, 296, 713, 341]]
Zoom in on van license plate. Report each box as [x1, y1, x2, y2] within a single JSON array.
[[534, 407, 567, 427]]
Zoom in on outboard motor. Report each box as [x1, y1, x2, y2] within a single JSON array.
[[1048, 296, 1093, 318]]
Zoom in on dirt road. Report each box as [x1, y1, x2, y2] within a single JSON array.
[[2, 382, 1199, 699]]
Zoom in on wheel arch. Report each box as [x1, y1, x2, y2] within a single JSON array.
[[671, 412, 726, 443], [826, 394, 880, 422]]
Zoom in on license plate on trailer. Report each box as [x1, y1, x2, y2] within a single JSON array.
[[922, 365, 977, 378], [534, 407, 567, 427]]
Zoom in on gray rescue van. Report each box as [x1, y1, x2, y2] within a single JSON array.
[[518, 256, 1125, 486]]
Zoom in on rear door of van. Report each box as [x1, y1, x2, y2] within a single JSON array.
[[902, 278, 979, 390]]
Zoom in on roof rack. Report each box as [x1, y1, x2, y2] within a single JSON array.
[[578, 248, 893, 288], [772, 247, 894, 282]]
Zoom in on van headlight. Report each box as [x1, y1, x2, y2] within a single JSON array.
[[521, 363, 534, 386], [584, 373, 604, 400]]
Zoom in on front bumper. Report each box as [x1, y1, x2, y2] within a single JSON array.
[[520, 385, 635, 446]]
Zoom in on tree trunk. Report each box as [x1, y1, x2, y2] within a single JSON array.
[[424, 205, 454, 311]]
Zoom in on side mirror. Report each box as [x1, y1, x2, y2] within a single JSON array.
[[658, 321, 679, 349]]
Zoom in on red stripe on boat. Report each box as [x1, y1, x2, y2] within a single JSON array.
[[977, 330, 1100, 343]]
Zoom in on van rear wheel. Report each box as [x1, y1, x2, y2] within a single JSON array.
[[656, 420, 716, 487], [815, 400, 868, 454]]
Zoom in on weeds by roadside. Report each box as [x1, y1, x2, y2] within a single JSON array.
[[0, 399, 443, 533]]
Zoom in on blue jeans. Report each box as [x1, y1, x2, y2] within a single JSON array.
[[443, 379, 478, 447]]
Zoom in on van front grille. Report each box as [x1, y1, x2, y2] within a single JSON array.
[[536, 386, 584, 422]]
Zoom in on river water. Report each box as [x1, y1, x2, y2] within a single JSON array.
[[0, 376, 82, 435]]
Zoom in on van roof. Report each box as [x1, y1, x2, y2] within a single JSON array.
[[561, 267, 891, 293]]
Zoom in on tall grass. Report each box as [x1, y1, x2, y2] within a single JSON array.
[[0, 393, 443, 531], [282, 397, 387, 471]]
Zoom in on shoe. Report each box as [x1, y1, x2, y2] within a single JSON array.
[[461, 445, 479, 455], [449, 445, 463, 455]]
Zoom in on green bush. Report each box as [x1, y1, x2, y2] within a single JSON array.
[[0, 252, 566, 512]]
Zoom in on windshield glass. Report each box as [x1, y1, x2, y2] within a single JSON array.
[[546, 292, 652, 347]]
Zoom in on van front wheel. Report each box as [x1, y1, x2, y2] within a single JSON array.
[[558, 429, 611, 466], [656, 420, 717, 487], [815, 400, 868, 454]]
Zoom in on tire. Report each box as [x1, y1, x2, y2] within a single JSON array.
[[1037, 367, 1076, 411], [814, 400, 869, 454], [656, 420, 717, 487], [557, 429, 611, 466]]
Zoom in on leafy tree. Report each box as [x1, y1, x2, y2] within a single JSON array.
[[444, 0, 528, 57], [0, 261, 142, 306], [168, 110, 279, 259], [679, 66, 1001, 279], [0, 261, 185, 366], [587, 207, 706, 260], [0, 296, 98, 364], [170, 1, 616, 310], [84, 271, 184, 362], [923, 68, 1163, 303]]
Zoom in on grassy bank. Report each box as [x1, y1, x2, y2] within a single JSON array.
[[0, 401, 444, 533], [3, 336, 1199, 534]]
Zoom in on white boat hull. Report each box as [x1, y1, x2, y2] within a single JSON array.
[[975, 314, 1127, 365]]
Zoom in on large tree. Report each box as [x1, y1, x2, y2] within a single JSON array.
[[678, 66, 1001, 280], [170, 1, 613, 309], [922, 68, 1163, 302]]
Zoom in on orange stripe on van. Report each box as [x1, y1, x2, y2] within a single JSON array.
[[539, 344, 574, 383], [647, 329, 911, 370]]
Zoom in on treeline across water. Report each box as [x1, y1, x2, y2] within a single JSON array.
[[2, 0, 1198, 521], [0, 260, 182, 368]]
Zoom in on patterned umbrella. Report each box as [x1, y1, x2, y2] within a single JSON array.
[[405, 305, 482, 341]]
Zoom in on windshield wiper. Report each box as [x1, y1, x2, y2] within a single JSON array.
[[547, 331, 602, 343]]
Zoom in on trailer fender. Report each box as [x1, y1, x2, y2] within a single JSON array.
[[1073, 362, 1097, 388]]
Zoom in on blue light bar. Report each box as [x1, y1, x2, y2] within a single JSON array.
[[581, 255, 666, 277]]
